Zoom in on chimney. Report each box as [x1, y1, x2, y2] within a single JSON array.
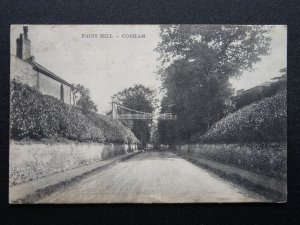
[[16, 26, 31, 60]]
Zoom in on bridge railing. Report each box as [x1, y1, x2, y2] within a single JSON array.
[[117, 113, 177, 120]]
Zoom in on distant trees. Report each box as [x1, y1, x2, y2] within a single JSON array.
[[72, 84, 98, 114], [112, 85, 157, 147], [156, 25, 272, 144]]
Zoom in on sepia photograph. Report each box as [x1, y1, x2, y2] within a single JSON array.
[[9, 24, 287, 203]]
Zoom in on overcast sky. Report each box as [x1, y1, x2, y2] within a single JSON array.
[[11, 25, 286, 113]]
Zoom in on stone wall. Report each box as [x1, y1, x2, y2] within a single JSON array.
[[173, 143, 287, 195], [9, 141, 138, 186], [173, 143, 287, 180], [180, 154, 286, 195]]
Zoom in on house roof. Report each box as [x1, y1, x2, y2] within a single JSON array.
[[236, 81, 275, 96], [25, 58, 73, 88]]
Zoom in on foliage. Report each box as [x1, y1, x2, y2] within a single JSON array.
[[86, 112, 139, 144], [158, 59, 235, 143], [156, 25, 272, 144], [191, 91, 287, 143], [112, 85, 157, 146], [10, 80, 138, 144], [72, 84, 98, 114], [157, 25, 271, 76]]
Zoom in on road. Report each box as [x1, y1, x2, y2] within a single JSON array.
[[38, 151, 264, 203]]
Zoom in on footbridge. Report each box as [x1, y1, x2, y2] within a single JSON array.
[[111, 101, 177, 120]]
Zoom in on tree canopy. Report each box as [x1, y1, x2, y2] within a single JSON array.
[[112, 84, 157, 146], [156, 25, 272, 144], [72, 84, 98, 114]]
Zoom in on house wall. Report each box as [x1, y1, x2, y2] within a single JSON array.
[[39, 73, 72, 104], [65, 83, 72, 104], [10, 55, 72, 105], [10, 55, 38, 87]]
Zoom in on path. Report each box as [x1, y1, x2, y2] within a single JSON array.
[[38, 151, 264, 203]]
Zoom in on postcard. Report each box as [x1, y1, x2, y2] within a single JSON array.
[[9, 25, 287, 203]]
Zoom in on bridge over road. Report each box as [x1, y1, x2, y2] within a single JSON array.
[[38, 151, 265, 203]]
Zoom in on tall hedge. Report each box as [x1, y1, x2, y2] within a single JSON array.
[[192, 91, 287, 143], [10, 80, 138, 144], [86, 112, 139, 144]]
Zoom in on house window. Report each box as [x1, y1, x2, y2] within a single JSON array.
[[60, 84, 64, 102]]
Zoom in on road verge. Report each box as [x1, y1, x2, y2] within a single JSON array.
[[177, 153, 286, 202], [10, 151, 140, 204]]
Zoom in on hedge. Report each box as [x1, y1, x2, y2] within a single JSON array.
[[192, 90, 287, 143], [10, 80, 139, 144], [86, 112, 139, 144]]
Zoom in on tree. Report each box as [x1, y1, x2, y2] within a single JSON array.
[[112, 85, 157, 147], [272, 67, 287, 81], [72, 84, 98, 114], [157, 25, 271, 76], [156, 25, 272, 144]]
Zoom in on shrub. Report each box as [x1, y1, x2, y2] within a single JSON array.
[[10, 80, 138, 144], [192, 91, 287, 143], [86, 112, 139, 144]]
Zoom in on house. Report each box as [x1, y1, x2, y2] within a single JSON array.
[[234, 81, 283, 110], [235, 82, 273, 97], [11, 26, 73, 105]]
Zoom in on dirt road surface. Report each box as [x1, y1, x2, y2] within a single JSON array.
[[38, 151, 264, 203]]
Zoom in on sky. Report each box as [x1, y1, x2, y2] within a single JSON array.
[[230, 25, 287, 91], [11, 25, 286, 113]]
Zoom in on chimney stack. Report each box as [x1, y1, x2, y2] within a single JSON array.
[[16, 26, 31, 60]]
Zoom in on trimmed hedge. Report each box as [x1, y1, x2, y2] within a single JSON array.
[[86, 112, 139, 144], [192, 91, 287, 143], [10, 80, 138, 144]]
